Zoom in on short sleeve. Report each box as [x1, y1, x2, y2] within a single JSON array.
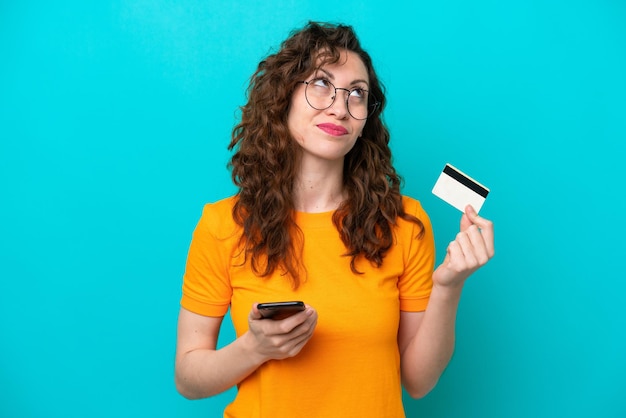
[[180, 198, 239, 317], [398, 197, 436, 312]]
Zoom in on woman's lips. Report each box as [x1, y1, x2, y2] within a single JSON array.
[[317, 123, 349, 136]]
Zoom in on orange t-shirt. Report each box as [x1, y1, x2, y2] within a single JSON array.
[[181, 195, 435, 418]]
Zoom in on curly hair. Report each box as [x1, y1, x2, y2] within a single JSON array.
[[228, 21, 424, 288]]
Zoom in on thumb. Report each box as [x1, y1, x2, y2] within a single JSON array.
[[460, 205, 476, 231], [249, 302, 263, 320]]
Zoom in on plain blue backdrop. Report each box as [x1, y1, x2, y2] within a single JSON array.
[[1, 1, 625, 417]]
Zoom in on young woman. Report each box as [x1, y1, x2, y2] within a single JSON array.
[[175, 21, 495, 417]]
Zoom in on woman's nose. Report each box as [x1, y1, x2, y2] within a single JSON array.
[[326, 89, 350, 119]]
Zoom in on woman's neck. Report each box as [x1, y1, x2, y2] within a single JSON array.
[[293, 160, 346, 213]]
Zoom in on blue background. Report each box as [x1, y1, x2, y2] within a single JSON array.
[[1, 1, 625, 417]]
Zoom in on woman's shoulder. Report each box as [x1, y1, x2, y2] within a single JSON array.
[[197, 195, 240, 239], [401, 195, 429, 220], [202, 195, 238, 216], [398, 195, 434, 245]]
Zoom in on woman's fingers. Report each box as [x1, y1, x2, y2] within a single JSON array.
[[462, 205, 495, 257], [248, 305, 317, 360], [435, 207, 495, 288]]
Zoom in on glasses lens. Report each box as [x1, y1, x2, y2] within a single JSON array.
[[305, 79, 334, 110], [346, 89, 370, 120]]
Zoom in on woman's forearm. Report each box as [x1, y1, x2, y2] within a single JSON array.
[[400, 284, 463, 398], [175, 331, 265, 399]]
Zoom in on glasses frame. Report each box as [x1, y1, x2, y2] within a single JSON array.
[[299, 79, 380, 120]]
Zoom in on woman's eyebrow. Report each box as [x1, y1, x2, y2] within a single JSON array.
[[317, 68, 369, 87]]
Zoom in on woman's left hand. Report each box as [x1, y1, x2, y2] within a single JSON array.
[[432, 205, 495, 289]]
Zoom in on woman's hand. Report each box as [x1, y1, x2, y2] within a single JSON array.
[[246, 303, 318, 362], [432, 205, 495, 289], [175, 304, 317, 400]]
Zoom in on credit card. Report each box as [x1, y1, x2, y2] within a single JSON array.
[[432, 163, 490, 213]]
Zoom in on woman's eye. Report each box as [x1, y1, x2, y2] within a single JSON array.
[[350, 88, 366, 100], [312, 78, 330, 88]]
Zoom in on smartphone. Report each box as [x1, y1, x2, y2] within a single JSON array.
[[257, 301, 305, 320]]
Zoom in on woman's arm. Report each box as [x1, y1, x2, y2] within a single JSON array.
[[398, 205, 494, 398], [175, 304, 317, 399], [397, 286, 461, 398]]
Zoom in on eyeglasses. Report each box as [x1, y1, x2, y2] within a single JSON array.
[[299, 78, 379, 120]]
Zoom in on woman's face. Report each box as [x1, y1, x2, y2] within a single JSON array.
[[287, 50, 369, 165]]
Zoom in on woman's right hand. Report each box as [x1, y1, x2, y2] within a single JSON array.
[[246, 303, 318, 362]]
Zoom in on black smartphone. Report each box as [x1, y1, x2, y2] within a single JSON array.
[[257, 301, 305, 320]]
